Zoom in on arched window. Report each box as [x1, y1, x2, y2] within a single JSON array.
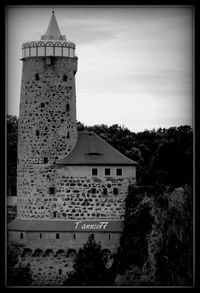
[[56, 233, 60, 239], [20, 232, 24, 239]]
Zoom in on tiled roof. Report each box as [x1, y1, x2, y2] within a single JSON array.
[[57, 132, 137, 166], [8, 218, 124, 232]]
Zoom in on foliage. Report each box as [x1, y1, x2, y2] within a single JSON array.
[[115, 184, 193, 286], [64, 235, 116, 286], [7, 243, 33, 286], [7, 115, 18, 196], [7, 116, 193, 190]]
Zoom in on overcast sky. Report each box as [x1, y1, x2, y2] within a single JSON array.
[[6, 5, 193, 132]]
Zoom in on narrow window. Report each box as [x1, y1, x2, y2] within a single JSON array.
[[40, 233, 42, 239], [92, 168, 98, 176], [49, 187, 55, 195], [105, 168, 111, 176], [66, 103, 70, 112], [35, 73, 39, 80], [20, 233, 23, 239], [109, 234, 111, 240], [73, 233, 76, 240], [103, 188, 107, 195], [56, 233, 60, 239], [53, 211, 57, 218], [36, 130, 39, 137], [59, 269, 62, 275], [63, 75, 68, 82], [113, 188, 119, 195], [44, 157, 48, 164], [116, 168, 122, 176], [67, 131, 70, 139]]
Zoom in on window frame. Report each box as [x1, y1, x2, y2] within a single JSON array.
[[105, 168, 111, 176], [92, 168, 98, 176], [116, 168, 123, 176]]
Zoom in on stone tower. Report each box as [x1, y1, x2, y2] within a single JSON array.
[[8, 14, 137, 282], [17, 11, 78, 219]]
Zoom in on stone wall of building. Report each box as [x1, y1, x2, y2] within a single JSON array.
[[17, 162, 135, 220], [17, 56, 78, 217]]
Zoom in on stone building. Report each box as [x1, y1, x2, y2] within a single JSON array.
[[8, 12, 137, 285]]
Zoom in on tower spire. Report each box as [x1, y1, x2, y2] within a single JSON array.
[[41, 11, 66, 40]]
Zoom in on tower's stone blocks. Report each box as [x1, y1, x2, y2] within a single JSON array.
[[17, 56, 78, 217]]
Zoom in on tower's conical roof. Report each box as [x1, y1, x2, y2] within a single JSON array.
[[41, 11, 66, 40]]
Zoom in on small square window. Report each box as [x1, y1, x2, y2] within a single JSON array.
[[116, 168, 122, 176], [105, 168, 111, 176], [49, 187, 55, 194], [92, 168, 98, 176]]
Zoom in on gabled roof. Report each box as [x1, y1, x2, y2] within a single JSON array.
[[41, 11, 66, 40], [57, 131, 137, 166]]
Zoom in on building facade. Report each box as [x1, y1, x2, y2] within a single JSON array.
[[8, 12, 137, 285]]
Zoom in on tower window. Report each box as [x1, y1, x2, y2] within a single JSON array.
[[35, 73, 40, 80], [36, 130, 40, 137], [56, 233, 60, 239], [20, 233, 24, 239], [116, 168, 122, 176], [105, 168, 111, 176], [66, 104, 70, 112], [59, 269, 62, 275], [109, 234, 111, 240], [49, 187, 55, 194], [44, 157, 48, 164], [67, 132, 70, 139], [53, 211, 57, 218], [92, 168, 98, 176], [73, 233, 76, 240], [40, 233, 42, 239], [91, 188, 96, 194], [63, 75, 68, 82], [103, 188, 107, 195], [113, 188, 119, 195]]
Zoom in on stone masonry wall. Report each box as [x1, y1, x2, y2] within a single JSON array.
[[17, 56, 78, 216], [17, 163, 135, 220]]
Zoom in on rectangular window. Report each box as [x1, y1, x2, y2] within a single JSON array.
[[113, 188, 119, 195], [103, 188, 107, 195], [92, 168, 98, 176], [49, 187, 55, 195], [116, 168, 122, 176], [105, 168, 111, 176], [44, 157, 48, 164]]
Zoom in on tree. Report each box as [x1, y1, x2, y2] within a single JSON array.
[[7, 243, 33, 286], [64, 235, 116, 286]]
